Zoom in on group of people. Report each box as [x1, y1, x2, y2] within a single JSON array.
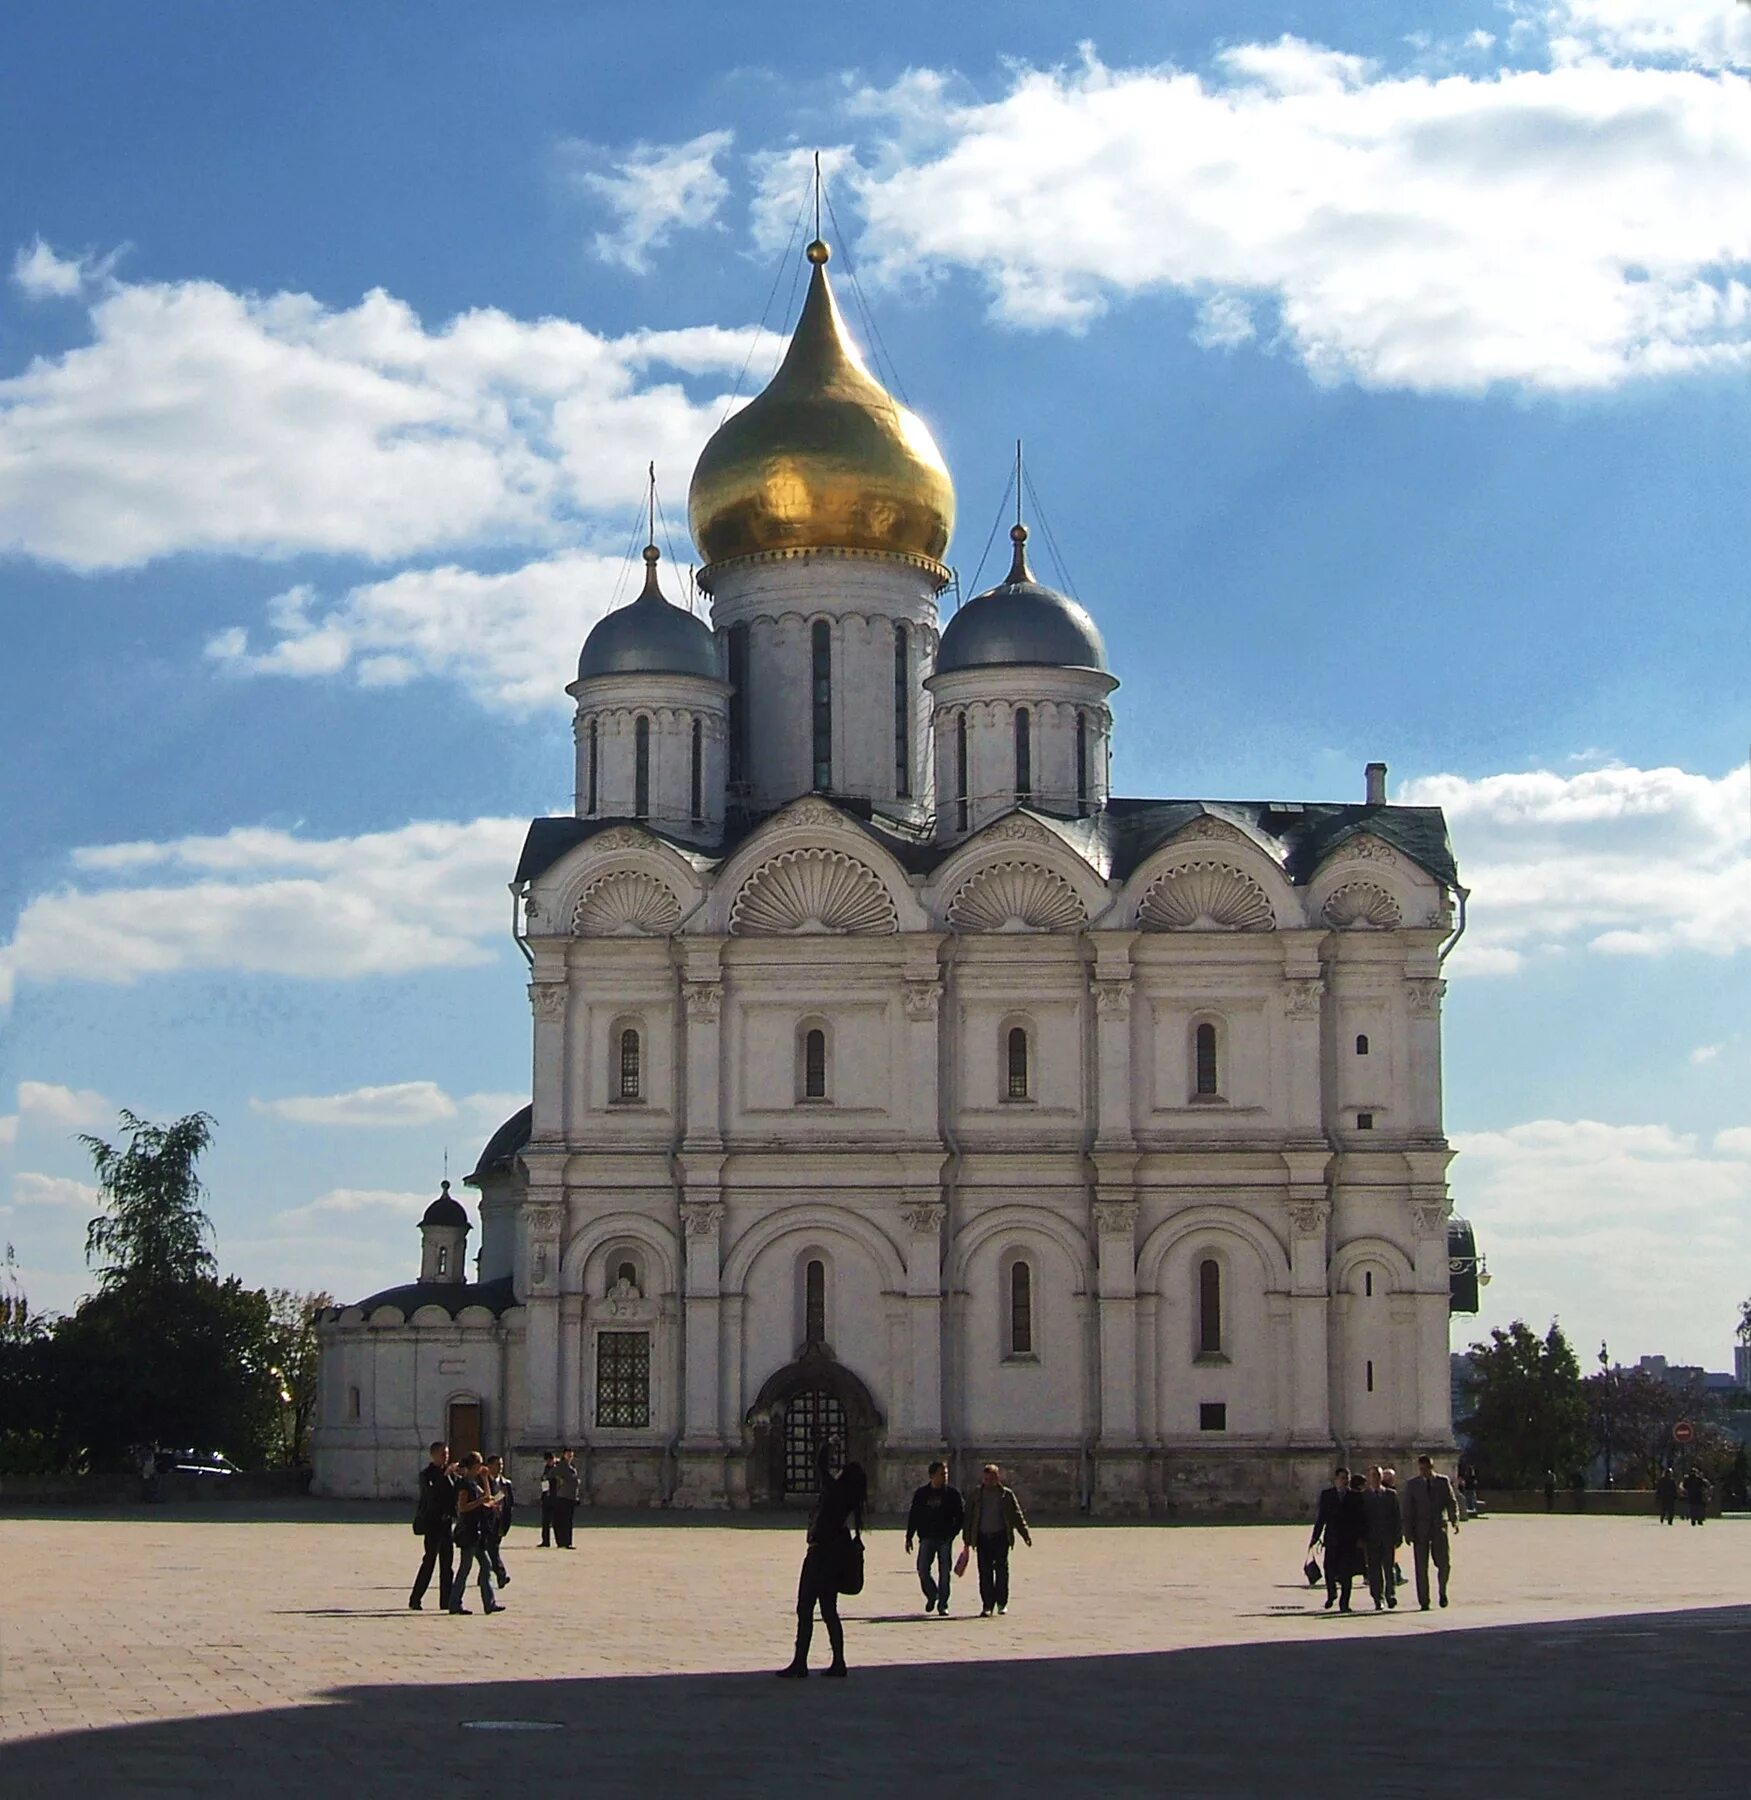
[[777, 1459, 1034, 1678], [1309, 1454, 1460, 1614], [409, 1441, 513, 1614], [534, 1449, 582, 1548], [1656, 1465, 1713, 1526]]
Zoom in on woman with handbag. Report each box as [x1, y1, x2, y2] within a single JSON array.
[[776, 1461, 866, 1679]]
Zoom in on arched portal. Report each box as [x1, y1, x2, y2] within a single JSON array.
[[744, 1346, 885, 1506]]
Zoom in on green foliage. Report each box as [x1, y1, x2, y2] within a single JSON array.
[[266, 1288, 333, 1468], [82, 1110, 217, 1291], [1459, 1318, 1590, 1488]]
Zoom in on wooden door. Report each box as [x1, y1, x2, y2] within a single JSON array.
[[447, 1400, 482, 1459]]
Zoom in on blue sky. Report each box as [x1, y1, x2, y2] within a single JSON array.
[[2, 0, 1747, 1367]]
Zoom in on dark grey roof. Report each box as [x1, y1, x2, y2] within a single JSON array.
[[937, 532, 1108, 676], [577, 550, 720, 682], [346, 1275, 518, 1320], [420, 1181, 469, 1228], [466, 1104, 532, 1183], [514, 797, 1459, 894]]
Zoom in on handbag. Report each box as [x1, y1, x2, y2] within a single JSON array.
[[837, 1530, 865, 1596], [1303, 1557, 1323, 1587], [954, 1545, 971, 1578]]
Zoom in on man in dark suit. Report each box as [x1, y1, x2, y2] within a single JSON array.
[[1402, 1453, 1460, 1609], [1310, 1467, 1358, 1611], [551, 1446, 581, 1548], [409, 1440, 458, 1610], [1362, 1466, 1403, 1611]]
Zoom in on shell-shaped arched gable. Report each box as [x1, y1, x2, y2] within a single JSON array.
[[730, 847, 899, 936], [572, 869, 685, 935], [1306, 832, 1444, 930], [1322, 880, 1402, 930], [1119, 831, 1299, 934], [533, 828, 704, 940], [926, 813, 1110, 934]]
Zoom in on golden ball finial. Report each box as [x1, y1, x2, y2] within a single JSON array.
[[1010, 523, 1028, 545], [806, 238, 830, 265], [643, 542, 661, 565]]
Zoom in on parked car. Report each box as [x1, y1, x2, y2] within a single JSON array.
[[154, 1449, 241, 1477]]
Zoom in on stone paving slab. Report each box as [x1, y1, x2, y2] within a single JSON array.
[[1, 1507, 1747, 1794]]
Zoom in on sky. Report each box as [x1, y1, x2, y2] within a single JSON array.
[[1, 0, 1747, 1369]]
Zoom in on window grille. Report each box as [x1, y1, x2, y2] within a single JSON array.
[[805, 1259, 826, 1344], [634, 716, 650, 818], [1009, 1260, 1033, 1356], [1198, 1258, 1222, 1356], [956, 715, 969, 832], [690, 718, 703, 825], [811, 620, 832, 790], [618, 1027, 641, 1100], [894, 623, 910, 797], [1006, 1026, 1029, 1100], [1194, 1022, 1220, 1097], [803, 1028, 827, 1100], [595, 1331, 651, 1428], [586, 719, 599, 813], [1014, 706, 1031, 801]]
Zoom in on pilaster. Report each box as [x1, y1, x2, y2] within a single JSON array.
[[1286, 1195, 1333, 1446]]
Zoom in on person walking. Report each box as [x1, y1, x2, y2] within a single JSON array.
[[1310, 1467, 1354, 1612], [1542, 1467, 1557, 1513], [905, 1461, 965, 1617], [484, 1453, 513, 1588], [409, 1440, 458, 1611], [1682, 1465, 1712, 1526], [1382, 1466, 1406, 1587], [776, 1462, 866, 1678], [1402, 1454, 1460, 1610], [1457, 1458, 1479, 1520], [1656, 1466, 1679, 1526], [448, 1452, 505, 1614], [551, 1446, 580, 1548], [1362, 1466, 1403, 1612], [963, 1463, 1032, 1617], [538, 1451, 557, 1547]]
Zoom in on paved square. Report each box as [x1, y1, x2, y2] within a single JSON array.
[[2, 1505, 1747, 1795]]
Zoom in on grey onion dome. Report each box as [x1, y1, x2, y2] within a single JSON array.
[[937, 525, 1108, 675], [577, 545, 719, 681], [420, 1180, 469, 1228]]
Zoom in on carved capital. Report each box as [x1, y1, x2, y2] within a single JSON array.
[[903, 980, 942, 1023], [1285, 977, 1325, 1021], [1093, 1201, 1139, 1237], [684, 980, 724, 1022], [1288, 1200, 1331, 1237], [1412, 1202, 1450, 1238], [1405, 977, 1447, 1019], [528, 981, 568, 1023], [683, 1202, 725, 1240], [1091, 977, 1133, 1021], [901, 1203, 946, 1235], [526, 1204, 566, 1237]]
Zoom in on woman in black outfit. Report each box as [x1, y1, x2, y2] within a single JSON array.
[[777, 1461, 866, 1679]]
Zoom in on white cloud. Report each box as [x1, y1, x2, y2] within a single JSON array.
[[0, 1115, 15, 1149], [0, 260, 768, 571], [1399, 761, 1750, 974], [206, 547, 703, 712], [12, 239, 95, 299], [1690, 1043, 1723, 1065], [565, 130, 734, 272], [1541, 0, 1751, 69], [0, 817, 526, 999], [1192, 293, 1256, 350], [16, 1082, 114, 1133], [1458, 1116, 1751, 1364], [837, 38, 1751, 391], [1716, 1127, 1751, 1157], [11, 1172, 100, 1211], [252, 1081, 460, 1128], [276, 1187, 433, 1231]]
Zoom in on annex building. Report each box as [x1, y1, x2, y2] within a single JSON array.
[[313, 232, 1469, 1515]]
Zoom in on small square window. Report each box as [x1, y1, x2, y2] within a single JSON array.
[[1199, 1402, 1227, 1432], [1356, 1111, 1374, 1130]]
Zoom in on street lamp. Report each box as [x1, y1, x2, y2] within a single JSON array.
[[1599, 1340, 1614, 1490]]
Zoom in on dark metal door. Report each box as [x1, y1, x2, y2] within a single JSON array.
[[782, 1389, 847, 1496]]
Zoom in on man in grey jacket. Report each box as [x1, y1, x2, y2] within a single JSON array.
[[1401, 1454, 1460, 1610], [550, 1446, 581, 1548], [962, 1463, 1032, 1617]]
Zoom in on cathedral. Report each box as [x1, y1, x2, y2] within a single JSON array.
[[313, 233, 1469, 1515]]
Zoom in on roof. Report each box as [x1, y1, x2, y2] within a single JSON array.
[[936, 530, 1109, 675], [420, 1181, 468, 1227], [515, 797, 1459, 894], [466, 1103, 532, 1183], [343, 1275, 518, 1319], [576, 551, 720, 682]]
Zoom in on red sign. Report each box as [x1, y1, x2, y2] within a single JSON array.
[[1673, 1419, 1695, 1445]]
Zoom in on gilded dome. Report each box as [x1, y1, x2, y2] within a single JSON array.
[[688, 240, 955, 577]]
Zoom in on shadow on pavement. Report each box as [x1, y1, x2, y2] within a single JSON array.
[[9, 1606, 1750, 1796]]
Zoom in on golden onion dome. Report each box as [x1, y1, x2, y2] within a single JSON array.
[[689, 239, 955, 580]]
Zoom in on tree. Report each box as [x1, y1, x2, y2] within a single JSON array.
[[0, 1244, 67, 1475], [1458, 1319, 1589, 1489], [267, 1288, 333, 1468], [81, 1110, 217, 1291]]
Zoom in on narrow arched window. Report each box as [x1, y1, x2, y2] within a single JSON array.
[[346, 1385, 360, 1421], [615, 1260, 639, 1292], [1006, 1026, 1029, 1100], [436, 1245, 449, 1277], [811, 619, 832, 790], [727, 624, 749, 791], [893, 622, 911, 798], [634, 716, 651, 819], [1075, 712, 1089, 815], [1014, 706, 1032, 801], [690, 718, 703, 825], [586, 719, 599, 813], [805, 1258, 826, 1345], [1198, 1258, 1222, 1356], [956, 713, 969, 832], [803, 1027, 827, 1101], [1009, 1260, 1033, 1356], [1364, 1270, 1374, 1298], [618, 1027, 642, 1101], [1194, 1022, 1220, 1097]]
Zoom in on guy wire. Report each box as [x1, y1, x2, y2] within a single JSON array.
[[821, 180, 911, 409]]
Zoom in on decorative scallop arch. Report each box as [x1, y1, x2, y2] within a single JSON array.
[[948, 858, 1089, 933], [729, 847, 899, 936], [572, 869, 684, 936], [1137, 861, 1276, 932], [1322, 881, 1403, 930], [539, 832, 704, 939]]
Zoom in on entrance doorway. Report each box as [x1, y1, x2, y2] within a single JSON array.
[[745, 1346, 883, 1506], [447, 1399, 482, 1459], [782, 1388, 849, 1496]]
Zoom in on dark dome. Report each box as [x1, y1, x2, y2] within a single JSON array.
[[577, 547, 720, 682], [936, 528, 1107, 675], [468, 1103, 531, 1182], [421, 1180, 469, 1228]]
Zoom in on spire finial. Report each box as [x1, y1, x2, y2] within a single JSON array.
[[806, 151, 830, 264], [647, 459, 657, 550]]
